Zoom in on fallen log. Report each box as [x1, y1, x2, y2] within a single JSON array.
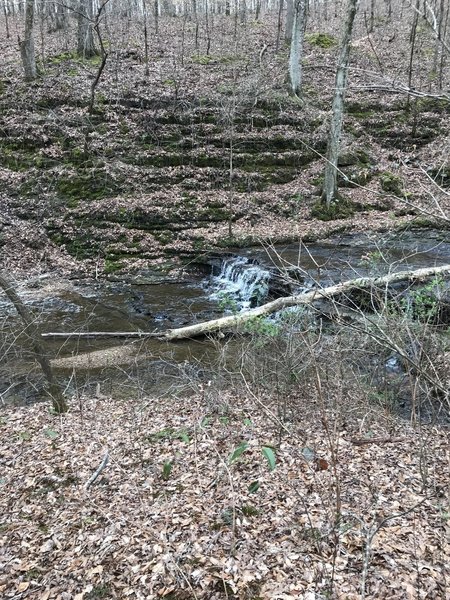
[[42, 264, 450, 342], [161, 264, 450, 340], [42, 331, 160, 340]]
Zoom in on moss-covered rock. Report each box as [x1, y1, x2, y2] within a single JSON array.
[[311, 197, 357, 221], [380, 171, 404, 196]]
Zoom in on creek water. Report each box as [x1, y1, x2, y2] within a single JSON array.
[[1, 229, 449, 405]]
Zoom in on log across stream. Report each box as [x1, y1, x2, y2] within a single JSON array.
[[1, 230, 450, 404], [42, 264, 450, 341]]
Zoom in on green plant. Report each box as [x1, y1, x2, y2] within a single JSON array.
[[228, 441, 248, 464], [104, 258, 124, 274], [85, 585, 111, 599], [306, 33, 337, 48], [243, 316, 280, 338], [162, 461, 173, 480], [228, 442, 277, 471], [398, 277, 444, 322], [248, 481, 260, 493], [262, 446, 276, 471], [217, 292, 239, 314], [241, 504, 259, 517], [146, 427, 191, 443], [191, 54, 215, 65], [43, 428, 59, 440]]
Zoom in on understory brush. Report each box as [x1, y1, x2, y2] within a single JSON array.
[[1, 284, 449, 598]]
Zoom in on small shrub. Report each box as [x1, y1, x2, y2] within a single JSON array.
[[306, 33, 337, 48], [380, 171, 403, 196], [162, 461, 173, 480], [191, 54, 215, 65]]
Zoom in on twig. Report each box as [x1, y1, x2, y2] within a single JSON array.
[[350, 436, 405, 446], [85, 450, 109, 489]]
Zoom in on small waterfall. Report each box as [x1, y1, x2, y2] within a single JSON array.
[[209, 256, 271, 310]]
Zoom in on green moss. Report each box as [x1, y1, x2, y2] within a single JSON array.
[[50, 50, 102, 66], [306, 33, 337, 48], [56, 234, 103, 260], [380, 171, 403, 196], [0, 142, 57, 171], [216, 234, 258, 248], [415, 97, 450, 114], [311, 197, 356, 221], [104, 257, 125, 273], [85, 585, 111, 600], [56, 171, 122, 204], [395, 218, 446, 231], [241, 504, 259, 517], [192, 237, 207, 250], [67, 147, 88, 166], [48, 50, 79, 64], [191, 54, 215, 65], [153, 230, 175, 245]]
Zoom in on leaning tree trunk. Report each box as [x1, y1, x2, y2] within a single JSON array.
[[19, 0, 37, 80], [288, 0, 307, 96], [77, 0, 97, 58], [322, 0, 359, 207], [0, 273, 68, 414]]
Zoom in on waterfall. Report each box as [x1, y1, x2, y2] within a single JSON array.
[[209, 256, 271, 310]]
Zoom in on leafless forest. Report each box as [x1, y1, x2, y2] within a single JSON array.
[[0, 1, 449, 599]]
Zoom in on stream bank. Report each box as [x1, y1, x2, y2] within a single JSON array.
[[1, 230, 449, 423], [1, 19, 449, 277]]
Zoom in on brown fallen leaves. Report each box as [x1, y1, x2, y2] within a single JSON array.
[[0, 392, 448, 599]]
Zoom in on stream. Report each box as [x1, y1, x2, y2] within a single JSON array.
[[1, 229, 449, 407]]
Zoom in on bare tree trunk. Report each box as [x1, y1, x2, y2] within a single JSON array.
[[276, 0, 284, 51], [143, 0, 150, 76], [285, 0, 294, 43], [47, 1, 68, 32], [205, 0, 212, 55], [3, 0, 10, 38], [368, 0, 374, 32], [0, 273, 68, 413], [322, 0, 359, 207], [288, 0, 307, 96], [406, 0, 419, 110], [77, 0, 97, 57], [19, 0, 37, 80], [87, 1, 109, 113], [154, 0, 159, 34], [240, 0, 247, 25], [255, 0, 261, 20], [438, 1, 449, 89]]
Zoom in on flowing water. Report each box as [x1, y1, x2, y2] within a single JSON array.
[[209, 256, 272, 309], [1, 229, 449, 405]]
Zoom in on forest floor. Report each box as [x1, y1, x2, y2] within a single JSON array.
[[1, 14, 449, 279], [1, 9, 450, 600], [1, 390, 449, 599]]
